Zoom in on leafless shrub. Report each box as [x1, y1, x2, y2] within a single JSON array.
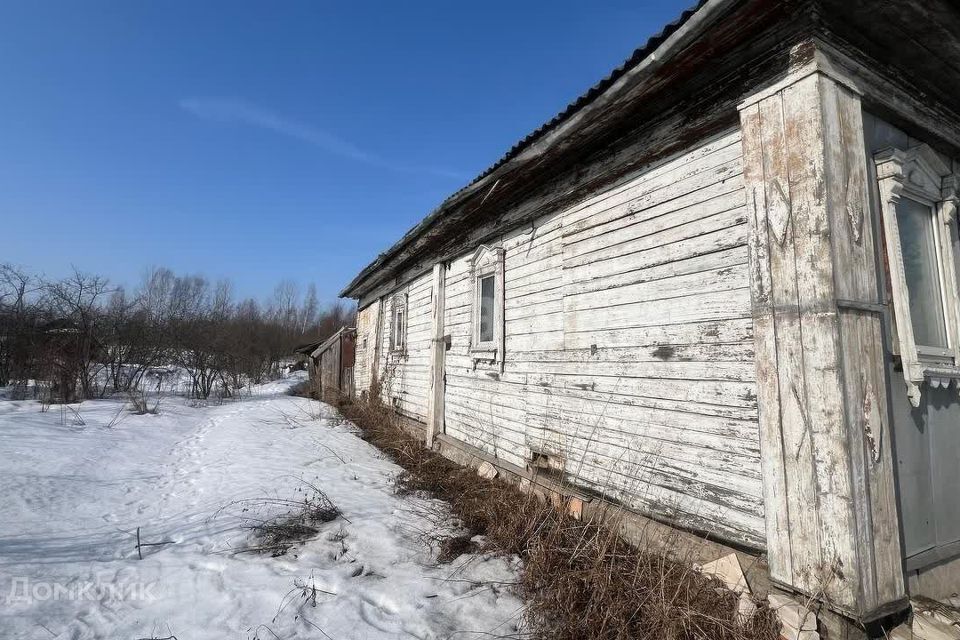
[[437, 533, 479, 563], [59, 404, 85, 427], [262, 574, 338, 640], [128, 390, 161, 415], [218, 479, 341, 557], [338, 392, 781, 640]]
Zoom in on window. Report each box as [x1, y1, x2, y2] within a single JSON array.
[[895, 196, 949, 351], [469, 245, 504, 366], [390, 293, 407, 352], [394, 309, 405, 348], [875, 145, 960, 406], [478, 275, 496, 343]]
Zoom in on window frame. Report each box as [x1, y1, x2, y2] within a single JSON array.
[[390, 292, 407, 354], [874, 144, 960, 406], [468, 245, 505, 367]]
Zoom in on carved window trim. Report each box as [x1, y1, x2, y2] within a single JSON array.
[[468, 245, 505, 368], [875, 145, 960, 406], [389, 292, 407, 354]]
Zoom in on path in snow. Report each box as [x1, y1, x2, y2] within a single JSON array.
[[0, 374, 524, 639]]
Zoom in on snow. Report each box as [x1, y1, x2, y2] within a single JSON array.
[[0, 372, 524, 639]]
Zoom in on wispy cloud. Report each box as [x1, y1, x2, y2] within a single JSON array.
[[179, 97, 466, 181]]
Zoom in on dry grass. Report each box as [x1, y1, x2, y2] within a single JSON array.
[[128, 390, 161, 415], [218, 479, 341, 556], [338, 390, 781, 640]]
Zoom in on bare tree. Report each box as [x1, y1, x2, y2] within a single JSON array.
[[269, 279, 300, 332], [43, 268, 112, 401], [2, 263, 353, 404], [299, 283, 319, 334], [0, 264, 43, 393]]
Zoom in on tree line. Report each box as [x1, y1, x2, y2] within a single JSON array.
[[0, 264, 354, 403]]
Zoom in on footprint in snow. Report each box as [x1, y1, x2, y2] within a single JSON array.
[[359, 591, 403, 634]]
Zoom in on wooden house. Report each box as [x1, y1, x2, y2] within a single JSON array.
[[341, 0, 960, 622]]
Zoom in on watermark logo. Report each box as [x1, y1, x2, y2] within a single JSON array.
[[4, 577, 157, 604]]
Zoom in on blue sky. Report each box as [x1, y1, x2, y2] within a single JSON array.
[[0, 0, 691, 303]]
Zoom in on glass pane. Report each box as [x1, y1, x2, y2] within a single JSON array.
[[395, 310, 404, 347], [479, 275, 495, 343], [896, 197, 948, 348]]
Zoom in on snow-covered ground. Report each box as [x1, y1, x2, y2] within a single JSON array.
[[0, 373, 523, 639]]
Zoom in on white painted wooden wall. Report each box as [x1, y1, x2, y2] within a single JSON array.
[[354, 129, 764, 547], [354, 300, 378, 394]]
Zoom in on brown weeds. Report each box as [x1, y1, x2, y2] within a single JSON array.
[[338, 392, 780, 640]]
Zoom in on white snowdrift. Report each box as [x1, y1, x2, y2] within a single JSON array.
[[0, 373, 523, 639]]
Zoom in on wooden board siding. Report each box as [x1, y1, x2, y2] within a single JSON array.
[[353, 130, 762, 547], [354, 300, 379, 396], [430, 129, 764, 548], [314, 328, 355, 399], [319, 340, 340, 399], [374, 270, 435, 423]]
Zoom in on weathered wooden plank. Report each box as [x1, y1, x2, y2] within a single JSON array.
[[447, 373, 757, 418], [506, 278, 564, 303], [441, 402, 764, 512], [561, 445, 764, 515], [562, 245, 748, 297], [784, 74, 857, 606], [823, 81, 904, 608], [425, 263, 446, 447], [562, 207, 748, 269], [740, 67, 906, 616], [503, 330, 566, 352], [563, 187, 745, 259], [562, 132, 743, 230], [567, 464, 766, 547], [505, 343, 754, 364], [502, 358, 755, 382], [563, 225, 749, 287], [563, 288, 751, 334], [354, 302, 380, 395], [445, 365, 755, 401], [739, 101, 794, 584], [563, 266, 748, 314], [442, 406, 764, 547], [757, 87, 822, 589], [562, 317, 753, 350], [507, 295, 564, 320], [564, 176, 744, 246], [822, 78, 882, 607]]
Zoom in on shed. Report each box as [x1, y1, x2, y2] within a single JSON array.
[[310, 327, 356, 402], [341, 0, 960, 622]]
